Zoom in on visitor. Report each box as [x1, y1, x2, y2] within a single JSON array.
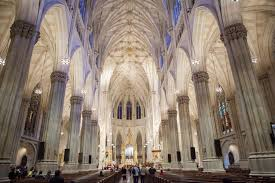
[[35, 171, 45, 180], [49, 170, 64, 183], [45, 170, 52, 181], [149, 166, 156, 175], [8, 166, 16, 183], [132, 166, 140, 183], [121, 167, 127, 180], [140, 165, 147, 183], [128, 166, 132, 176]]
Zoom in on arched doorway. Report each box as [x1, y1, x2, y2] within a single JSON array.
[[16, 142, 36, 168]]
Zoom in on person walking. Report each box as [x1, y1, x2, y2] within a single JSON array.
[[132, 166, 140, 183]]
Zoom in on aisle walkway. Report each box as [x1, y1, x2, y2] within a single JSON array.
[[119, 172, 144, 183]]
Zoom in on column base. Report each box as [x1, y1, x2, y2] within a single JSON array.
[[181, 161, 198, 171], [170, 162, 182, 169], [202, 158, 224, 172], [36, 160, 58, 174], [239, 159, 249, 169], [0, 158, 11, 182], [63, 162, 79, 173], [161, 163, 171, 170], [249, 151, 275, 177]]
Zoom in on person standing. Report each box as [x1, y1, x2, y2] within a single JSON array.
[[49, 170, 64, 183], [140, 165, 147, 183], [132, 166, 140, 183]]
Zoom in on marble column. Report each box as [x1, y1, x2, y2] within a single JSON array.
[[79, 110, 92, 170], [223, 23, 275, 176], [64, 96, 83, 172], [177, 96, 197, 170], [11, 98, 31, 164], [195, 119, 203, 167], [91, 120, 98, 168], [36, 71, 68, 173], [192, 71, 224, 172], [0, 20, 39, 180], [167, 110, 181, 168], [259, 73, 275, 121], [227, 96, 248, 168], [161, 119, 169, 167]]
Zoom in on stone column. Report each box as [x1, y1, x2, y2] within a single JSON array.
[[259, 73, 275, 121], [0, 20, 39, 180], [195, 119, 203, 167], [167, 110, 180, 168], [36, 71, 68, 173], [192, 71, 224, 172], [161, 120, 169, 166], [11, 98, 30, 163], [227, 96, 247, 168], [79, 110, 92, 170], [223, 23, 275, 176], [64, 96, 83, 172], [177, 96, 197, 170], [91, 120, 98, 168]]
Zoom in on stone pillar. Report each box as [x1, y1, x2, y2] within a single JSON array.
[[36, 71, 68, 173], [259, 73, 275, 121], [192, 71, 224, 172], [167, 110, 181, 168], [195, 119, 203, 167], [64, 96, 83, 172], [11, 98, 31, 164], [161, 120, 169, 166], [227, 96, 248, 168], [223, 23, 275, 176], [91, 120, 98, 168], [79, 110, 92, 170], [0, 20, 39, 180], [177, 96, 197, 170]]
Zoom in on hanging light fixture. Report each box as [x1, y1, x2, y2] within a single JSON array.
[[35, 48, 48, 95]]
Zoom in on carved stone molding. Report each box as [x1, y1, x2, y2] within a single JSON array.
[[10, 20, 40, 41], [192, 71, 209, 83], [82, 110, 92, 118], [168, 110, 177, 116], [177, 95, 189, 104], [50, 71, 68, 83], [161, 119, 168, 126], [224, 23, 247, 41], [70, 96, 83, 105], [91, 120, 98, 125]]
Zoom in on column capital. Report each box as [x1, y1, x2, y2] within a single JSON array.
[[192, 71, 209, 83], [167, 109, 177, 116], [70, 96, 83, 105], [177, 95, 189, 104], [50, 71, 68, 83], [91, 120, 98, 125], [161, 119, 168, 125], [82, 110, 92, 118], [224, 23, 247, 41], [10, 20, 40, 41], [258, 73, 269, 81]]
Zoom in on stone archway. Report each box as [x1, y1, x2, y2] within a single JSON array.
[[16, 141, 36, 168]]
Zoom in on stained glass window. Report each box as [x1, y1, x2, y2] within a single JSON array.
[[173, 0, 181, 25], [79, 0, 87, 21], [117, 102, 122, 119], [216, 85, 232, 134], [136, 102, 141, 119], [126, 101, 132, 120], [160, 55, 164, 69], [89, 32, 94, 48], [165, 32, 171, 49]]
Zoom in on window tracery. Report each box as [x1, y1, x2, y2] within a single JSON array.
[[136, 102, 141, 119], [126, 101, 132, 120], [117, 102, 122, 119]]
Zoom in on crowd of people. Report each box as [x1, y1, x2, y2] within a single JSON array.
[[8, 166, 65, 183], [121, 165, 157, 183]]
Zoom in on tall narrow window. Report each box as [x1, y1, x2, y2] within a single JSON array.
[[136, 102, 141, 119], [79, 0, 87, 21], [117, 102, 122, 119], [160, 55, 164, 69], [216, 85, 232, 134], [173, 0, 181, 25], [165, 32, 171, 49], [126, 101, 132, 120]]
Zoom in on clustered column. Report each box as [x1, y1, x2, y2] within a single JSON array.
[[0, 20, 39, 178], [37, 71, 68, 173], [79, 110, 92, 170], [223, 23, 275, 176], [64, 96, 83, 171], [161, 119, 169, 165], [177, 95, 197, 170], [167, 109, 180, 168], [192, 71, 224, 172], [91, 119, 98, 168]]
